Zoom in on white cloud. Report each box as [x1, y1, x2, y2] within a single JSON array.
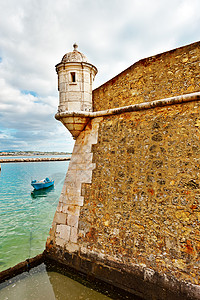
[[0, 0, 199, 151]]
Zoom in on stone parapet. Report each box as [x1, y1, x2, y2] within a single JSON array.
[[93, 41, 200, 111]]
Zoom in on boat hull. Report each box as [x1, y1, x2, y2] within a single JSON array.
[[31, 179, 54, 190]]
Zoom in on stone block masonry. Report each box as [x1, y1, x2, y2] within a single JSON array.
[[79, 100, 200, 284], [46, 41, 200, 300], [47, 117, 103, 253]]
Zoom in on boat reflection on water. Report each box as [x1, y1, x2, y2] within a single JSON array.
[[31, 185, 54, 199]]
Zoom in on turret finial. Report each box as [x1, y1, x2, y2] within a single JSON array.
[[73, 43, 78, 51]]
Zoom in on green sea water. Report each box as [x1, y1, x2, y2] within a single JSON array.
[[0, 158, 143, 300], [0, 264, 113, 300], [0, 158, 69, 272]]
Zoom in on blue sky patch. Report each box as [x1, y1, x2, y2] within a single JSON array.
[[21, 90, 38, 97]]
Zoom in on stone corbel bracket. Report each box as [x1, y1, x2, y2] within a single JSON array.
[[56, 114, 91, 139]]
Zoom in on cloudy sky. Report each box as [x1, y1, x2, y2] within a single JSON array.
[[0, 0, 199, 152]]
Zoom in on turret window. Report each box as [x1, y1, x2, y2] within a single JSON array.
[[70, 72, 76, 83]]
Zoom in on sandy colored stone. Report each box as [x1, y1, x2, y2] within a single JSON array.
[[53, 212, 67, 225], [93, 41, 200, 112], [70, 227, 78, 243], [47, 41, 200, 288]]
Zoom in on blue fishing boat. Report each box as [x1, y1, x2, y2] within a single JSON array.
[[31, 177, 54, 190]]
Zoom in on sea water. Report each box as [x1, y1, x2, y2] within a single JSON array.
[[0, 158, 69, 272], [0, 264, 116, 300], [0, 158, 142, 300], [0, 160, 116, 300]]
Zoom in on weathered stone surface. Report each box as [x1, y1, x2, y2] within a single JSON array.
[[67, 214, 79, 228], [48, 117, 102, 251], [78, 100, 200, 286], [53, 212, 67, 225], [70, 227, 78, 243], [93, 41, 200, 111], [45, 248, 200, 300], [47, 41, 200, 299]]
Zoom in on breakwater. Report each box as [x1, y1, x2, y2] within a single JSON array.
[[0, 157, 70, 163]]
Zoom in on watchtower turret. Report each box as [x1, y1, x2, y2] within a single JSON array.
[[56, 43, 98, 113]]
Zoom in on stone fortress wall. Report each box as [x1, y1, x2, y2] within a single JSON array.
[[92, 41, 200, 110], [46, 41, 200, 300]]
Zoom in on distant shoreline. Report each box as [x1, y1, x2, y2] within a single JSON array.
[[0, 157, 71, 163], [0, 151, 71, 157]]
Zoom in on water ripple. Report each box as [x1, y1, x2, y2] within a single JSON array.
[[0, 161, 68, 271]]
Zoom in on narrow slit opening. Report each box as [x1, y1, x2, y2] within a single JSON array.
[[71, 72, 76, 82]]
